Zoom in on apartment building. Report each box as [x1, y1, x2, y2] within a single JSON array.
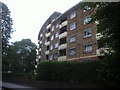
[[36, 2, 103, 64]]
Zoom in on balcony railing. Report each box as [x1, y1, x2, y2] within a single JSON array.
[[46, 24, 51, 29], [59, 21, 68, 29], [58, 43, 67, 50], [58, 56, 67, 61], [45, 50, 50, 55], [45, 41, 50, 46], [46, 32, 50, 37], [59, 32, 67, 39]]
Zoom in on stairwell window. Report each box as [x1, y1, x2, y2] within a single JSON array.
[[70, 11, 76, 19], [70, 22, 76, 30], [84, 29, 92, 38]]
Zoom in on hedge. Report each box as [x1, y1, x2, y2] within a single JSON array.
[[36, 61, 101, 83]]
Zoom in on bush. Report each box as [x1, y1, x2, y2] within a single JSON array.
[[36, 61, 100, 83]]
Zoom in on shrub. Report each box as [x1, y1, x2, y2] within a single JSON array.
[[36, 60, 100, 83]]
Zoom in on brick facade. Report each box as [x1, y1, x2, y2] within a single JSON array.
[[36, 2, 100, 64]]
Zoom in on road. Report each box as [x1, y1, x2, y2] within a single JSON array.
[[2, 82, 39, 90]]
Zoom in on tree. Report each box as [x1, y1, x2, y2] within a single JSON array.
[[80, 2, 120, 87], [2, 39, 37, 73], [1, 2, 14, 54]]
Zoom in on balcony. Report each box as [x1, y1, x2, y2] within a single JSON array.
[[96, 33, 103, 40], [39, 56, 41, 59], [46, 32, 50, 37], [40, 41, 42, 44], [59, 21, 68, 29], [45, 41, 50, 46], [59, 32, 67, 39], [96, 48, 106, 56], [58, 56, 67, 61], [39, 48, 41, 51], [46, 24, 51, 29], [45, 50, 50, 55], [58, 43, 67, 50]]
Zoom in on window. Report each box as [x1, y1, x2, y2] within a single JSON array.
[[84, 15, 92, 25], [56, 23, 59, 28], [84, 29, 92, 38], [69, 35, 76, 42], [83, 6, 91, 12], [84, 43, 92, 53], [70, 22, 76, 30], [70, 11, 76, 19], [49, 55, 53, 60], [55, 32, 59, 38], [59, 49, 66, 56], [51, 35, 54, 41], [54, 53, 58, 59], [70, 47, 75, 55], [54, 42, 59, 48], [50, 45, 53, 50], [51, 25, 54, 31], [46, 55, 49, 60]]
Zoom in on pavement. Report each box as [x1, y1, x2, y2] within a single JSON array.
[[2, 82, 39, 90]]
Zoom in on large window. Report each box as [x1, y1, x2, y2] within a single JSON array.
[[69, 35, 76, 42], [51, 25, 54, 31], [70, 22, 76, 30], [54, 42, 59, 48], [50, 45, 53, 50], [70, 11, 76, 19], [84, 15, 92, 25], [84, 43, 92, 53], [51, 35, 54, 41], [69, 47, 75, 55], [84, 29, 92, 38], [49, 55, 53, 60], [59, 49, 66, 56], [54, 53, 58, 59], [55, 32, 59, 38]]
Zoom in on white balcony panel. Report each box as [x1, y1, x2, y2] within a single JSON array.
[[96, 33, 103, 40], [39, 56, 41, 59], [39, 48, 41, 51], [58, 56, 67, 61], [59, 21, 68, 29], [96, 48, 105, 56], [58, 44, 67, 50], [46, 24, 51, 29], [40, 41, 42, 44], [36, 58, 39, 62], [45, 41, 50, 46], [46, 32, 50, 37], [59, 32, 67, 39], [45, 50, 50, 55]]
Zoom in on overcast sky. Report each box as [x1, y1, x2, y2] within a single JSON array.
[[1, 0, 82, 45]]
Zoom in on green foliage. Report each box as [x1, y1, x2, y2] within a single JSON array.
[[2, 39, 37, 73], [80, 2, 120, 87], [36, 61, 100, 83], [1, 2, 14, 53]]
